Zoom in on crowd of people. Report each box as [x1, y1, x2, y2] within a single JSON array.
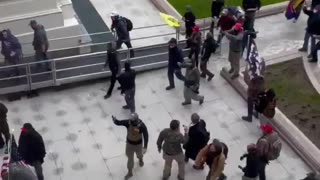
[[1, 0, 320, 180]]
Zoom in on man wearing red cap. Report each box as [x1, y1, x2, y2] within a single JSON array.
[[256, 124, 281, 180], [223, 23, 244, 79], [188, 25, 202, 67]]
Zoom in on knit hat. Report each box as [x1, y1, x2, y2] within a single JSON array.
[[0, 103, 8, 115], [260, 124, 273, 134], [192, 25, 200, 33], [168, 38, 177, 44], [186, 5, 192, 12], [233, 23, 243, 32]]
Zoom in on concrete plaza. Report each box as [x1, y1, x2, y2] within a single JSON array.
[[0, 4, 315, 180]]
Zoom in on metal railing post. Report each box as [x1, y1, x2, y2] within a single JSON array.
[[176, 28, 179, 44], [52, 60, 57, 85], [127, 48, 130, 60], [26, 64, 32, 92]]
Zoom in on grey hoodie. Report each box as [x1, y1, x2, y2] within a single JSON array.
[[32, 24, 49, 51]]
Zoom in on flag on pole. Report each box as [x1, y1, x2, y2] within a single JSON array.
[[159, 13, 180, 28], [285, 0, 305, 20], [245, 40, 265, 80]]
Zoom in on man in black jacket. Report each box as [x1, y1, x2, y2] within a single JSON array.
[[200, 32, 215, 81], [183, 6, 196, 41], [111, 12, 134, 58], [18, 123, 46, 180], [166, 38, 186, 90], [242, 0, 261, 30], [299, 5, 318, 58], [184, 113, 209, 162], [104, 41, 121, 99], [118, 61, 136, 112], [0, 103, 10, 149], [210, 0, 225, 35], [112, 113, 148, 180]]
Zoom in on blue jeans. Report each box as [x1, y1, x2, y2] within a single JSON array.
[[302, 31, 316, 54]]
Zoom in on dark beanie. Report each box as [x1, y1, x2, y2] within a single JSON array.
[[23, 123, 33, 130], [168, 38, 177, 44], [0, 103, 8, 115]]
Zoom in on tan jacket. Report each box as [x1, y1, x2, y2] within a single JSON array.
[[194, 145, 226, 180]]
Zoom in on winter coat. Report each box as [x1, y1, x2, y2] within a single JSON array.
[[184, 120, 208, 160], [225, 29, 244, 52], [184, 66, 201, 91], [157, 128, 186, 155], [118, 69, 136, 92], [18, 129, 46, 164], [189, 31, 202, 50], [201, 36, 216, 60], [241, 153, 259, 178], [184, 12, 196, 30], [0, 103, 10, 144], [112, 17, 130, 42], [211, 0, 225, 18], [312, 0, 320, 9], [104, 49, 120, 74], [305, 9, 320, 35], [113, 118, 149, 148], [242, 0, 261, 11], [217, 15, 237, 31], [0, 30, 22, 62], [168, 47, 184, 69], [32, 24, 49, 51], [194, 145, 226, 180], [256, 132, 279, 161]]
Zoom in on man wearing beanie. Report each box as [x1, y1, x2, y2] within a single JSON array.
[[18, 123, 46, 180], [118, 61, 136, 113], [112, 113, 149, 179], [256, 124, 281, 180], [188, 25, 202, 67], [0, 103, 10, 149], [166, 38, 186, 90], [223, 23, 244, 79]]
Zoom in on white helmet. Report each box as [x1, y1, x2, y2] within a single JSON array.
[[110, 11, 119, 17]]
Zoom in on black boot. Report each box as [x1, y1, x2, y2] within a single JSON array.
[[242, 116, 252, 122]]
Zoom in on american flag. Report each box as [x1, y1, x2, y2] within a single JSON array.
[[245, 40, 265, 80]]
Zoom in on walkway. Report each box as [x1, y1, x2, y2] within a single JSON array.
[[0, 13, 313, 180]]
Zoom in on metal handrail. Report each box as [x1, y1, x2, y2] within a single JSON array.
[[20, 24, 171, 45]]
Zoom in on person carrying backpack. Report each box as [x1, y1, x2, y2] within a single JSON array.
[[183, 113, 210, 162], [193, 139, 228, 180], [111, 12, 134, 58], [256, 124, 282, 180], [200, 32, 216, 81], [112, 113, 149, 180]]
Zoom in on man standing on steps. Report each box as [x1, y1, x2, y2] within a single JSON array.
[[118, 61, 136, 113], [103, 41, 121, 99], [166, 38, 186, 90], [223, 23, 244, 79], [112, 113, 149, 180], [30, 20, 50, 71], [111, 12, 134, 58]]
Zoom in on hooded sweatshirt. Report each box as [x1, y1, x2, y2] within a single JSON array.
[[32, 24, 49, 51], [0, 30, 22, 61]]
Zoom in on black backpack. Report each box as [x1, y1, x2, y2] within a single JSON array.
[[123, 17, 133, 31]]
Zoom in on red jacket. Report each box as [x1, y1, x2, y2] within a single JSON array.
[[218, 15, 236, 31]]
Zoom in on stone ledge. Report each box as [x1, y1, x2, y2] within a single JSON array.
[[302, 56, 320, 94], [220, 60, 320, 173]]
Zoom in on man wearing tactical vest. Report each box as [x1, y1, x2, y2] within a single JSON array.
[[112, 113, 149, 180]]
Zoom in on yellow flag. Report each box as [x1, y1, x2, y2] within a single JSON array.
[[159, 12, 180, 28]]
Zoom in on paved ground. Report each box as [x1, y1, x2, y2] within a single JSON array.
[[0, 7, 316, 180]]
